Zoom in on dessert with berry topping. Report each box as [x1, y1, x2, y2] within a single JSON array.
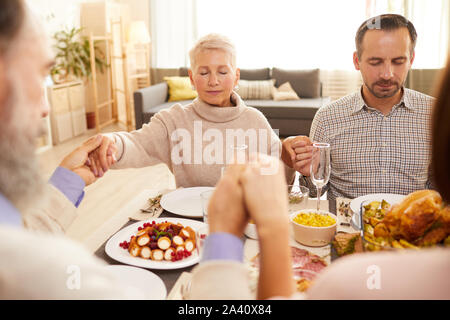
[[119, 220, 197, 262]]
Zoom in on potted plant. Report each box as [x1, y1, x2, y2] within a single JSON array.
[[51, 27, 108, 128], [51, 27, 108, 84]]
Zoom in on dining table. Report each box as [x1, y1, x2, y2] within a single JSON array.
[[92, 188, 358, 299]]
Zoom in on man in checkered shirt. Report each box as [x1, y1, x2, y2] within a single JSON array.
[[282, 14, 434, 201]]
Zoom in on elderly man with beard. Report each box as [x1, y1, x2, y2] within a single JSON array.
[[282, 14, 435, 201], [0, 0, 142, 299]]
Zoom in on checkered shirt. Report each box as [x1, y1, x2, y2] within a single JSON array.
[[301, 87, 435, 201]]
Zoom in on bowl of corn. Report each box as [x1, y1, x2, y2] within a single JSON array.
[[290, 210, 337, 247]]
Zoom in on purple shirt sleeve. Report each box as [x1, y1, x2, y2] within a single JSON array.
[[49, 167, 85, 207], [0, 193, 22, 227], [201, 232, 244, 262]]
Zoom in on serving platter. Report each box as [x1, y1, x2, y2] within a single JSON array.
[[105, 218, 206, 270], [350, 193, 405, 229]]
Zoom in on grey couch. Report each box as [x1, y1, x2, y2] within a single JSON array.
[[133, 67, 331, 137]]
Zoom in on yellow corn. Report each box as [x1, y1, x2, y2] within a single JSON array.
[[293, 212, 336, 227]]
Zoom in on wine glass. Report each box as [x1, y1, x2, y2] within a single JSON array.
[[221, 144, 248, 177], [310, 143, 331, 212], [228, 144, 248, 164]]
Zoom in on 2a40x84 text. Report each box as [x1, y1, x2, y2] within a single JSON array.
[[178, 304, 272, 317]]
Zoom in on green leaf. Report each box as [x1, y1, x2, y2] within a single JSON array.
[[51, 26, 108, 80]]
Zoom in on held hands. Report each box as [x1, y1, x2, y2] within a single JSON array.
[[208, 164, 249, 237], [59, 134, 117, 186], [208, 154, 290, 239], [281, 135, 313, 176], [239, 154, 290, 237], [209, 154, 295, 299], [86, 135, 117, 178]]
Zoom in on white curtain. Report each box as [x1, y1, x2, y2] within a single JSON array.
[[366, 0, 449, 69], [149, 0, 449, 70], [148, 0, 449, 99], [196, 0, 367, 70], [404, 0, 449, 69], [149, 0, 198, 68]]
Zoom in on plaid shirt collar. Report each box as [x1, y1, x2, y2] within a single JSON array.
[[351, 86, 416, 115]]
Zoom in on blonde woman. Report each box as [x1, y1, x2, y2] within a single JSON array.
[[90, 33, 294, 187]]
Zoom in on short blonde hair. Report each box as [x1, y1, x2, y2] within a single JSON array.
[[189, 33, 237, 70]]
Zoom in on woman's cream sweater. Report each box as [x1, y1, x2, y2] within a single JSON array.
[[110, 92, 294, 187]]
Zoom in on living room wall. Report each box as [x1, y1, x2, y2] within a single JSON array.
[[27, 0, 84, 36]]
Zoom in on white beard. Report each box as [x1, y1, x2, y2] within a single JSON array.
[[0, 78, 46, 213]]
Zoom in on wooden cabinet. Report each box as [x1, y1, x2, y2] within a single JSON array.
[[47, 81, 87, 144]]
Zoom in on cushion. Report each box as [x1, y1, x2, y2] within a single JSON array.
[[272, 68, 320, 98], [150, 68, 180, 85], [163, 76, 198, 102], [179, 67, 189, 77], [239, 68, 271, 80], [236, 79, 275, 100], [272, 82, 300, 101]]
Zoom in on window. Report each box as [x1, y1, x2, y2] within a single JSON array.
[[194, 0, 448, 69]]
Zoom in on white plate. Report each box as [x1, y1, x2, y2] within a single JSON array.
[[105, 218, 206, 270], [105, 265, 167, 300], [350, 193, 405, 229], [160, 187, 214, 218]]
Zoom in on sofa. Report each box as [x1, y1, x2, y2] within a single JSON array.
[[133, 67, 331, 137]]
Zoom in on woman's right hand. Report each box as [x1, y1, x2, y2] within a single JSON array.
[[87, 135, 117, 177]]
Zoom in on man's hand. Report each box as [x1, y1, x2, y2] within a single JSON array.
[[86, 135, 117, 178], [207, 164, 248, 238], [59, 135, 114, 186], [281, 136, 313, 176]]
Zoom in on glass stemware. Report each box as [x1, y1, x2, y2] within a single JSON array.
[[221, 144, 249, 176], [310, 143, 331, 212]]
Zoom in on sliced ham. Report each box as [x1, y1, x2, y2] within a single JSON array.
[[292, 269, 317, 281], [302, 260, 327, 273], [251, 246, 327, 277]]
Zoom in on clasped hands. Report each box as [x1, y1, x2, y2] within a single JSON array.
[[59, 134, 117, 186], [209, 154, 296, 299], [281, 135, 314, 176], [208, 154, 291, 240]]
